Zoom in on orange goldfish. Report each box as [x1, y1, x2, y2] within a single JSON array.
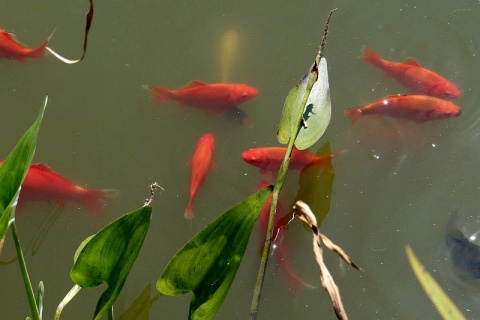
[[0, 29, 49, 62], [257, 181, 308, 293], [242, 147, 333, 173], [185, 133, 216, 219], [0, 162, 115, 215], [344, 94, 461, 124], [363, 46, 461, 99], [145, 81, 258, 113]]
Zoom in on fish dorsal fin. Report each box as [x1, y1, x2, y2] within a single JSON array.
[[0, 31, 16, 40], [31, 163, 53, 172], [403, 58, 421, 67], [184, 80, 208, 89]]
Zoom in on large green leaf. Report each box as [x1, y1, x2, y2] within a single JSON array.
[[70, 205, 152, 320], [157, 186, 273, 320], [0, 96, 47, 241], [406, 245, 466, 320]]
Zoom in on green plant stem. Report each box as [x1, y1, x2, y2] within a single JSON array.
[[249, 134, 297, 319], [11, 221, 40, 320], [108, 306, 114, 320]]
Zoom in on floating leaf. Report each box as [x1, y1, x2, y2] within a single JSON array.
[[0, 96, 47, 241], [158, 186, 273, 320], [69, 206, 152, 320], [405, 245, 466, 320]]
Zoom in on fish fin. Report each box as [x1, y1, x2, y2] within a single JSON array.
[[362, 46, 384, 68], [403, 57, 420, 66], [28, 38, 49, 59], [80, 188, 118, 216], [144, 85, 172, 103], [184, 201, 194, 219], [184, 80, 208, 88], [31, 163, 52, 171], [344, 107, 363, 125]]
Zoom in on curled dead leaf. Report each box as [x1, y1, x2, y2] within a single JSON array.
[[292, 200, 361, 320]]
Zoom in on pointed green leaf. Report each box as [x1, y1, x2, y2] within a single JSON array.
[[70, 206, 152, 320], [157, 186, 273, 320], [406, 245, 466, 320], [0, 96, 47, 240], [295, 57, 331, 150]]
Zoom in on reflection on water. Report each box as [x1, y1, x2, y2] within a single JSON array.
[[1, 0, 480, 319]]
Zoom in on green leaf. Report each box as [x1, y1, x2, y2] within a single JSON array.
[[70, 206, 152, 320], [0, 96, 47, 241], [157, 186, 273, 320], [295, 57, 331, 150], [276, 66, 317, 146], [405, 245, 466, 320]]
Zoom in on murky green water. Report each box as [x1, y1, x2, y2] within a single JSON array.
[[1, 0, 480, 319]]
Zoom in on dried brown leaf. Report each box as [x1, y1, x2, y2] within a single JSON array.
[[293, 200, 361, 320]]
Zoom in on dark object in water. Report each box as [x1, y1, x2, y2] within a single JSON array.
[[446, 211, 480, 279]]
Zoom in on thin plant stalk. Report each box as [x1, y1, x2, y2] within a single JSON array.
[[11, 221, 41, 320], [249, 111, 307, 319]]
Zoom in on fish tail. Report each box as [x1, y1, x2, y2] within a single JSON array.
[[184, 201, 194, 219], [344, 107, 363, 125], [143, 85, 173, 103], [29, 38, 50, 59], [362, 46, 384, 68], [80, 189, 118, 216]]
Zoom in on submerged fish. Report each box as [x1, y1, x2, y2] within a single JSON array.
[[0, 29, 49, 62], [446, 228, 480, 279], [362, 46, 461, 99], [0, 162, 115, 215], [144, 81, 258, 113], [185, 133, 216, 219], [242, 147, 334, 173], [446, 210, 480, 279], [257, 181, 307, 293], [344, 94, 461, 124]]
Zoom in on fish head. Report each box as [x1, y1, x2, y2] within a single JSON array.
[[438, 102, 462, 119], [430, 82, 461, 100], [232, 84, 258, 104], [199, 133, 215, 149], [241, 148, 267, 169]]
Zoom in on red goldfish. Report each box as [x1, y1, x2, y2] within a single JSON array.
[[362, 46, 461, 99], [242, 147, 333, 173], [0, 29, 49, 62], [185, 133, 216, 219], [257, 181, 308, 293], [0, 162, 114, 215], [144, 81, 258, 113], [344, 94, 461, 124]]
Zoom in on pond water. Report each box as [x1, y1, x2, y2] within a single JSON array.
[[1, 0, 480, 319]]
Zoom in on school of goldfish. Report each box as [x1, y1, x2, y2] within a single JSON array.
[[0, 20, 465, 295]]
